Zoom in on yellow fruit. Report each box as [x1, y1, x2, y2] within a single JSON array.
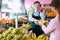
[[22, 23, 26, 28], [32, 33, 36, 40], [38, 19, 48, 26], [37, 34, 49, 40], [26, 36, 31, 40], [42, 37, 45, 40], [38, 35, 44, 39], [22, 23, 31, 28], [38, 20, 45, 24], [45, 36, 49, 40], [26, 23, 31, 28]]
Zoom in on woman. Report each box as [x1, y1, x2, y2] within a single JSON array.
[[40, 0, 60, 40]]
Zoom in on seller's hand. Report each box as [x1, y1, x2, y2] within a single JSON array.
[[33, 19, 38, 21], [34, 20, 39, 25]]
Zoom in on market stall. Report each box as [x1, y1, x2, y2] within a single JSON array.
[[0, 0, 57, 40]]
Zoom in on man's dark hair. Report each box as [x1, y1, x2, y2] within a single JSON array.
[[34, 1, 41, 6]]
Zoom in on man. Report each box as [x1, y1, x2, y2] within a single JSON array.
[[28, 1, 45, 37]]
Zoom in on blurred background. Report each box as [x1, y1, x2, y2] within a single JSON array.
[[0, 0, 53, 19]]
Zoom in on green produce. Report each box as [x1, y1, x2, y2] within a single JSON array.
[[0, 27, 29, 40]]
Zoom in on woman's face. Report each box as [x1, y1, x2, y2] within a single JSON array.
[[34, 3, 40, 11]]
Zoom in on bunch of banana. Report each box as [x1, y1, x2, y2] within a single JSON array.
[[26, 23, 31, 28], [37, 34, 49, 40], [22, 23, 31, 28], [0, 27, 29, 40], [38, 19, 48, 26], [31, 33, 37, 40], [22, 23, 26, 28]]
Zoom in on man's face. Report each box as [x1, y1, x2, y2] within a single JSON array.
[[34, 3, 40, 10]]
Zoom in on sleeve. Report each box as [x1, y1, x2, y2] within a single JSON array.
[[41, 20, 56, 34], [28, 11, 35, 21], [40, 12, 45, 20]]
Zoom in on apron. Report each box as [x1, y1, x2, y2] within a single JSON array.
[[30, 12, 44, 37], [32, 12, 41, 20]]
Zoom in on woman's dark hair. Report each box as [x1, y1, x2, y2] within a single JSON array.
[[34, 1, 41, 7], [51, 0, 60, 21], [51, 0, 60, 13]]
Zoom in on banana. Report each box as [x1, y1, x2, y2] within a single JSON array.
[[22, 23, 31, 28], [45, 36, 49, 40], [22, 23, 26, 28], [26, 36, 32, 40], [42, 37, 45, 40], [32, 33, 36, 40], [26, 23, 31, 28], [38, 19, 48, 26], [37, 34, 49, 40]]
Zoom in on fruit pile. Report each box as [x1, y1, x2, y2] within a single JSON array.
[[0, 18, 14, 25], [0, 27, 49, 40], [0, 27, 29, 40]]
